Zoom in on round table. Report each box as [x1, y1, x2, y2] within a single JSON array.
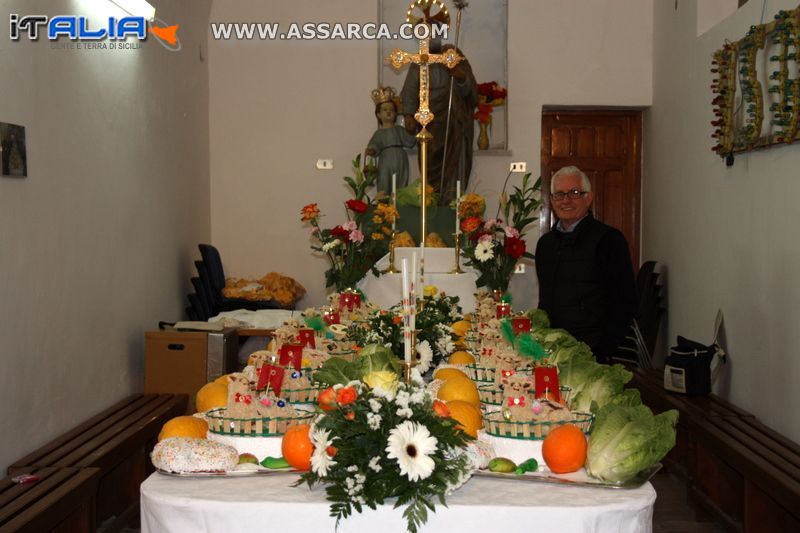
[[141, 471, 655, 532]]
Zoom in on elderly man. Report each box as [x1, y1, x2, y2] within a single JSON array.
[[534, 166, 638, 363]]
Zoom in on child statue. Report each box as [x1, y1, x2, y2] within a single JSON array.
[[365, 86, 416, 195]]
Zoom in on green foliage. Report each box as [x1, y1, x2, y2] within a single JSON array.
[[297, 381, 474, 533], [313, 345, 402, 387], [571, 364, 633, 413]]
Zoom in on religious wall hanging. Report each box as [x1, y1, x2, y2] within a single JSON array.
[[0, 122, 27, 177], [712, 6, 800, 164]]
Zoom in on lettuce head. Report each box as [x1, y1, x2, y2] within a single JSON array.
[[570, 364, 633, 413], [586, 403, 678, 483]]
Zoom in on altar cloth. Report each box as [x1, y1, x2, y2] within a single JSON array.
[[359, 248, 480, 313], [141, 471, 655, 533]]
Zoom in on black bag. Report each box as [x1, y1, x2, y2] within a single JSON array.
[[663, 310, 726, 396]]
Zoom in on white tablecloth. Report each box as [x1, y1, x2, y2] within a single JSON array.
[[359, 248, 480, 313], [141, 472, 655, 533]]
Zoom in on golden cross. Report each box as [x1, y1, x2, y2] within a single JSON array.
[[386, 40, 462, 129]]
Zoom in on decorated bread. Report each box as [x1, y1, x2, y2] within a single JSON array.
[[152, 437, 238, 473]]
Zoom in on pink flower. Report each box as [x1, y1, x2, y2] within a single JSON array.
[[349, 229, 364, 243], [478, 233, 494, 244], [342, 220, 358, 232], [484, 218, 502, 231], [504, 226, 520, 238]]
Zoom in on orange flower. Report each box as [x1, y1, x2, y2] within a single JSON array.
[[433, 399, 451, 417], [335, 386, 358, 405], [301, 203, 320, 222], [392, 315, 403, 325], [371, 232, 385, 241], [318, 387, 337, 411], [345, 411, 356, 421], [458, 193, 485, 218], [325, 445, 338, 457], [460, 216, 483, 233]]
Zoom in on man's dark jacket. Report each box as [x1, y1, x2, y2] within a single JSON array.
[[535, 213, 638, 361]]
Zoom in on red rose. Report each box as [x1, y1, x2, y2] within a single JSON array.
[[318, 387, 337, 411], [329, 226, 350, 242], [345, 199, 368, 213], [335, 386, 358, 405], [460, 216, 483, 233], [504, 236, 526, 259]]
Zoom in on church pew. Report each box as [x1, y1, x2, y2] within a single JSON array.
[[0, 467, 99, 532], [7, 393, 186, 532]]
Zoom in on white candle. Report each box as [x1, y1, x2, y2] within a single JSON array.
[[392, 173, 397, 232], [455, 180, 461, 237], [401, 258, 411, 363], [410, 251, 417, 335]]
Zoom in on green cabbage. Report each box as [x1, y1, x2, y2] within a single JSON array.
[[586, 404, 678, 483], [525, 308, 551, 330], [313, 344, 400, 386], [549, 340, 594, 366], [570, 364, 632, 413]]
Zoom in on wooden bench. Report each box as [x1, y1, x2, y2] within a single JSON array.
[[0, 467, 99, 532], [629, 368, 754, 478], [7, 394, 187, 532], [629, 368, 800, 532], [689, 415, 800, 532]]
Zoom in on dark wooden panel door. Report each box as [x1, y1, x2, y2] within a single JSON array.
[[540, 110, 642, 266]]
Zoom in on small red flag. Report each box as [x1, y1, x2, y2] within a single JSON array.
[[279, 344, 304, 370], [257, 364, 285, 396], [534, 366, 560, 402]]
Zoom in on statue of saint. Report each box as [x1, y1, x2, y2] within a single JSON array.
[[365, 87, 416, 195]]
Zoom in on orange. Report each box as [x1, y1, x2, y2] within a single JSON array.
[[448, 351, 476, 365], [433, 367, 470, 382], [437, 377, 480, 407], [195, 381, 228, 413], [445, 400, 483, 437], [542, 423, 588, 474], [281, 424, 314, 471], [158, 416, 208, 441]]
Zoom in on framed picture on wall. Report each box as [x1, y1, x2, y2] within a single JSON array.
[[1, 122, 27, 177], [378, 0, 509, 152]]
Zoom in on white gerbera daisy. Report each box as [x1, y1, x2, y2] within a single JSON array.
[[475, 241, 495, 262], [385, 421, 438, 481], [415, 340, 434, 374], [310, 427, 336, 477]]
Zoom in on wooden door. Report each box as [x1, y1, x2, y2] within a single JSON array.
[[540, 110, 642, 266]]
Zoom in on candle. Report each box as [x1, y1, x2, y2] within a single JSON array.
[[392, 173, 397, 233], [401, 258, 411, 363], [410, 252, 417, 335], [455, 180, 461, 238]]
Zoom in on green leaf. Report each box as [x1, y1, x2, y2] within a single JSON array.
[[312, 357, 361, 386]]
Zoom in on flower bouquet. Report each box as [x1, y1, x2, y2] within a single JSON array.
[[301, 155, 398, 291], [459, 173, 542, 292], [474, 81, 507, 125], [298, 347, 474, 533]]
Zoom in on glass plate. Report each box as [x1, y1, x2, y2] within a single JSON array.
[[473, 462, 661, 490]]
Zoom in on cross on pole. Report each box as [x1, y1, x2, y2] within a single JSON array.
[[386, 0, 462, 281]]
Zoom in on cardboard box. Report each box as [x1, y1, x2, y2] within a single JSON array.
[[144, 328, 238, 413]]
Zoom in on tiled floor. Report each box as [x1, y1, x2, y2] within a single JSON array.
[[652, 470, 727, 533]]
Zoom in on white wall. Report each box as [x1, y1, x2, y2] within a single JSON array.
[[643, 0, 800, 441], [209, 0, 653, 310], [0, 0, 211, 472]]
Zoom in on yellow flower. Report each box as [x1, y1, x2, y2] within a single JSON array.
[[371, 232, 385, 240], [375, 203, 399, 224], [423, 285, 438, 297], [458, 193, 486, 218], [373, 215, 383, 224]]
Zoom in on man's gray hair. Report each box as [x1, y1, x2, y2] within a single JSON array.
[[551, 166, 592, 193]]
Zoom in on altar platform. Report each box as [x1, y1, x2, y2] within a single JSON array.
[[358, 247, 480, 312]]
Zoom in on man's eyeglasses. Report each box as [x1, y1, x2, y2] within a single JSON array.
[[551, 189, 588, 201]]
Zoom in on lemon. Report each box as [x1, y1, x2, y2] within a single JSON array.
[[158, 416, 208, 441], [451, 320, 472, 338], [433, 367, 470, 382], [437, 377, 480, 407], [445, 400, 483, 437], [448, 351, 476, 365], [195, 381, 228, 413]]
